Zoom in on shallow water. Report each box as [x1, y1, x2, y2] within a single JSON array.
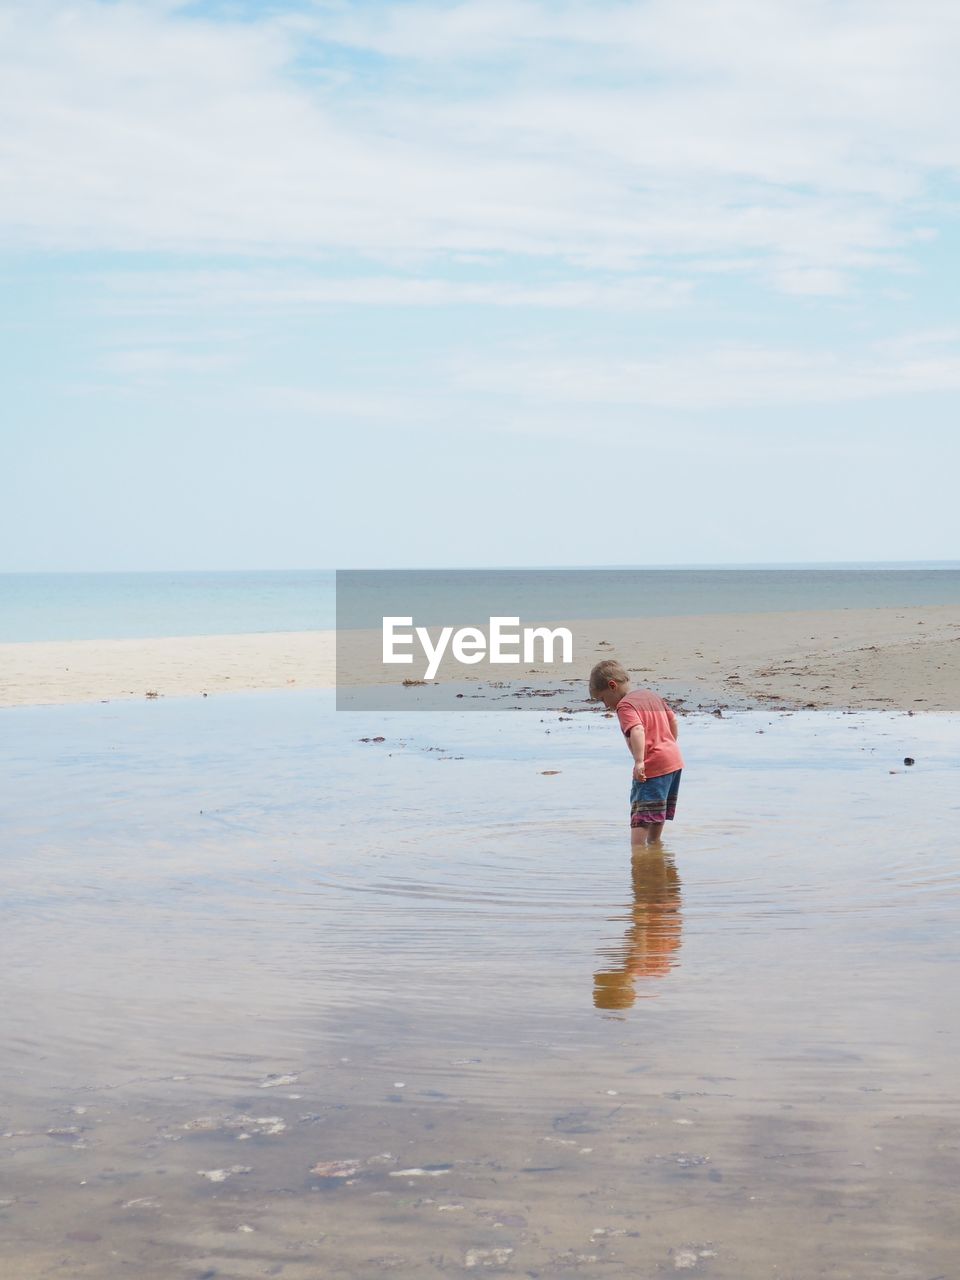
[[1, 694, 958, 1278]]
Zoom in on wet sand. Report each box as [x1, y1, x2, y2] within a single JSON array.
[[2, 603, 960, 711], [2, 694, 959, 1277]]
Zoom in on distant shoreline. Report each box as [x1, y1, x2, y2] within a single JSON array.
[[2, 604, 959, 713]]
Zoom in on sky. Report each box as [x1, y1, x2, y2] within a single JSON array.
[[2, 0, 959, 571]]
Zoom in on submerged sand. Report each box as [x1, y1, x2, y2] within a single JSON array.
[[4, 701, 960, 1278], [2, 603, 959, 711]]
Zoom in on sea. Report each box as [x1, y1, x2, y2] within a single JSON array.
[[2, 563, 960, 642], [2, 694, 959, 1277]]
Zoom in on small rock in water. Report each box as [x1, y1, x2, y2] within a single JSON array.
[[310, 1159, 361, 1178], [903, 756, 915, 766], [184, 1114, 285, 1137], [258, 1074, 299, 1089], [252, 1117, 286, 1134], [673, 1245, 716, 1269], [464, 1246, 514, 1269], [182, 1116, 219, 1132], [197, 1166, 252, 1182]]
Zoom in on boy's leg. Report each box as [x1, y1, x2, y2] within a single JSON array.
[[631, 774, 670, 849], [631, 825, 649, 851]]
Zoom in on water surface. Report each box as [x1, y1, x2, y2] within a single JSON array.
[[1, 695, 958, 1277]]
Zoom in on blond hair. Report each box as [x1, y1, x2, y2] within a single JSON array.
[[588, 658, 630, 698]]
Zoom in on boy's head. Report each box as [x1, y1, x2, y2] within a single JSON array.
[[588, 658, 630, 710]]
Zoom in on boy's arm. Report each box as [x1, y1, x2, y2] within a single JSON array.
[[627, 726, 646, 781], [667, 708, 679, 739]]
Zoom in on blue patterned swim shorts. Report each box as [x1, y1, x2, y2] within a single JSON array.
[[630, 769, 682, 827]]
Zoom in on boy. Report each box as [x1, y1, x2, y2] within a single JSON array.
[[589, 659, 683, 850]]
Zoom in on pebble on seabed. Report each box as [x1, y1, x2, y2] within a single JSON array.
[[674, 1247, 718, 1270], [258, 1073, 299, 1089], [465, 1247, 513, 1269], [310, 1159, 361, 1178], [197, 1166, 252, 1182], [183, 1114, 285, 1136]]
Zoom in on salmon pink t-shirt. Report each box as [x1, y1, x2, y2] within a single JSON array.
[[616, 689, 683, 778]]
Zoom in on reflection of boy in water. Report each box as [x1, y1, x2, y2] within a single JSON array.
[[589, 659, 683, 852], [594, 850, 682, 1011]]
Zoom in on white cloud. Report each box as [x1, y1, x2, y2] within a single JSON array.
[[771, 267, 849, 297], [99, 269, 692, 311], [102, 346, 236, 375], [220, 331, 960, 426], [451, 333, 960, 410], [1, 0, 958, 296]]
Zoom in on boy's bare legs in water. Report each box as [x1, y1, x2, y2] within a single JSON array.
[[631, 822, 664, 851]]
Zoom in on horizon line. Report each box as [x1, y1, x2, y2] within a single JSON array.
[[3, 560, 960, 576]]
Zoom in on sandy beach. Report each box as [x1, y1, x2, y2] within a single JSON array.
[[3, 603, 959, 711]]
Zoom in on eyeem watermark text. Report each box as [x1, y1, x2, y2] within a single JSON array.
[[383, 616, 574, 680]]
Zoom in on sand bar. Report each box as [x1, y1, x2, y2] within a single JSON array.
[[2, 604, 959, 712]]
